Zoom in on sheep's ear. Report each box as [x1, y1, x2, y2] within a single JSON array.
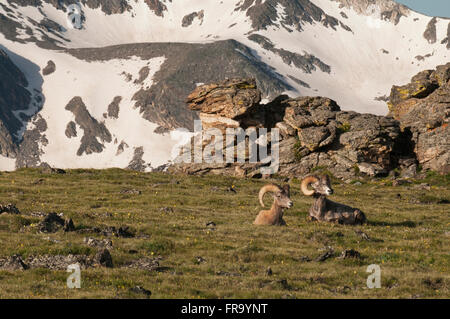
[[283, 184, 290, 196]]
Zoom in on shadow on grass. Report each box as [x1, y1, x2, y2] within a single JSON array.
[[367, 220, 417, 228]]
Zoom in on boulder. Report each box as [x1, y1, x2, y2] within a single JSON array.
[[283, 96, 339, 129], [39, 213, 75, 233], [0, 204, 20, 215], [357, 162, 387, 177], [39, 213, 65, 233], [187, 78, 261, 120], [298, 125, 336, 152], [84, 237, 113, 249], [198, 113, 240, 132], [94, 249, 113, 268]]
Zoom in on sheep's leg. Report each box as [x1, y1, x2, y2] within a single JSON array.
[[354, 210, 366, 225], [311, 196, 327, 221], [323, 211, 341, 223]]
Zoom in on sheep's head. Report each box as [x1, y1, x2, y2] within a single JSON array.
[[301, 175, 334, 196], [259, 184, 293, 209]]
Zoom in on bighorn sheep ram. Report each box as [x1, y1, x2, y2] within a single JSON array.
[[301, 175, 366, 225], [254, 184, 293, 226]]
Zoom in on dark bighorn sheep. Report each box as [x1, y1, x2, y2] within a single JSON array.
[[301, 175, 366, 225], [254, 184, 293, 226]]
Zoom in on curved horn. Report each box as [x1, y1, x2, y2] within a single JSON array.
[[301, 176, 319, 196], [259, 184, 282, 207]]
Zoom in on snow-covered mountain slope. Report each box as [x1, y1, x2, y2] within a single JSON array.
[[0, 0, 448, 171]]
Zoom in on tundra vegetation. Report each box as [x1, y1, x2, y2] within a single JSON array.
[[0, 168, 448, 298]]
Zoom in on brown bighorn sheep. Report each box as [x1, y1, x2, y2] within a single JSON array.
[[254, 184, 293, 226], [301, 175, 366, 225]]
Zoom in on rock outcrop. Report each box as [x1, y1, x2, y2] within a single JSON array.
[[169, 78, 404, 180], [332, 0, 410, 25], [42, 60, 56, 76], [388, 62, 450, 174], [65, 97, 112, 156], [187, 78, 261, 117]]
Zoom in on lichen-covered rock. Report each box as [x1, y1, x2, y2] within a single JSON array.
[[388, 70, 439, 118], [335, 112, 400, 170], [26, 254, 93, 270], [298, 126, 335, 152], [388, 62, 450, 174], [283, 97, 339, 129], [198, 113, 240, 132], [187, 78, 261, 120]]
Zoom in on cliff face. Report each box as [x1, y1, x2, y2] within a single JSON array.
[[169, 64, 450, 179], [0, 48, 31, 157]]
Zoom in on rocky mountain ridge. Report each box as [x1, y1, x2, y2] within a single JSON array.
[[0, 0, 449, 171]]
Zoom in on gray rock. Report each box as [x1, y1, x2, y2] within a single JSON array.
[[298, 126, 335, 152], [357, 162, 387, 177], [130, 286, 152, 297], [42, 60, 55, 76], [339, 249, 361, 259], [84, 237, 113, 249], [39, 213, 65, 233], [332, 0, 409, 25], [187, 78, 261, 119], [248, 34, 331, 74], [65, 121, 77, 138], [275, 122, 296, 138], [107, 96, 121, 119], [182, 10, 204, 27], [63, 218, 76, 232], [400, 163, 417, 179], [423, 17, 437, 44], [0, 255, 28, 270], [388, 63, 449, 174], [26, 254, 92, 270], [65, 97, 112, 156], [0, 204, 20, 215], [94, 249, 113, 268], [126, 147, 148, 172], [126, 257, 161, 271], [279, 137, 297, 165]]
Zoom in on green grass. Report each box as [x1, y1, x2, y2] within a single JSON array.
[[0, 168, 448, 299]]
